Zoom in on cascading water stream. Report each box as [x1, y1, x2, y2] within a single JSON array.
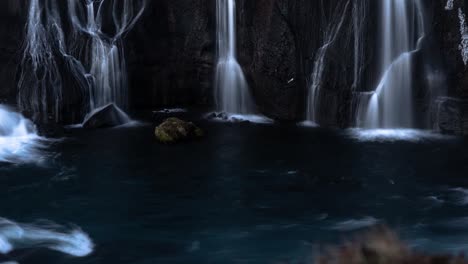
[[215, 0, 254, 115], [358, 0, 424, 129], [306, 1, 351, 123], [19, 0, 145, 124], [68, 0, 145, 111]]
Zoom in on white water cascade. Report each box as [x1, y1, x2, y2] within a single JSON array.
[[215, 0, 254, 115], [67, 0, 145, 111], [306, 1, 351, 123], [359, 0, 424, 128], [18, 0, 145, 123], [0, 105, 45, 164]]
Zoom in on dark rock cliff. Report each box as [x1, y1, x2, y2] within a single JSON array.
[[430, 0, 468, 134], [0, 1, 26, 104], [125, 0, 379, 125], [126, 0, 216, 110]]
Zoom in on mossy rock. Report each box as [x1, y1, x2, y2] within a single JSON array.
[[155, 117, 203, 143]]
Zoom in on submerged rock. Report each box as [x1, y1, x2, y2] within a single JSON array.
[[154, 118, 203, 143], [82, 104, 131, 129]]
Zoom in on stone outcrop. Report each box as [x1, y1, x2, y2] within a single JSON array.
[[432, 97, 468, 135], [82, 104, 131, 129]]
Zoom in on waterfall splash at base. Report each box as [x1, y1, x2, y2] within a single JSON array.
[[215, 0, 254, 115], [0, 105, 47, 164], [358, 0, 424, 129], [347, 128, 453, 142]]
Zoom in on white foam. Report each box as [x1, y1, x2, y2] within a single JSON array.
[[206, 112, 273, 124], [64, 124, 84, 129], [298, 121, 319, 127], [206, 113, 275, 124], [424, 196, 445, 205], [0, 218, 93, 257], [114, 120, 147, 128], [0, 105, 48, 164], [153, 108, 188, 114], [330, 217, 379, 231], [347, 129, 454, 142], [450, 188, 468, 205], [315, 214, 329, 221]]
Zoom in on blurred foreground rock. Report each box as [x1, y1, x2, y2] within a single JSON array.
[[316, 226, 468, 264]]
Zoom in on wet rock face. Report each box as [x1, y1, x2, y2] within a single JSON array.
[[237, 0, 377, 123], [127, 0, 302, 120], [0, 1, 26, 103], [126, 0, 216, 110], [429, 1, 468, 132], [127, 0, 376, 123], [237, 0, 298, 120], [82, 104, 131, 129], [431, 0, 468, 98], [432, 97, 468, 135], [0, 0, 467, 126]]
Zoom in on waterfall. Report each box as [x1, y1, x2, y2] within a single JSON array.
[[215, 0, 253, 115], [18, 0, 145, 123], [358, 0, 424, 129], [306, 1, 351, 123]]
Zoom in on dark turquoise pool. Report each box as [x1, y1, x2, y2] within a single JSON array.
[[1, 115, 468, 264]]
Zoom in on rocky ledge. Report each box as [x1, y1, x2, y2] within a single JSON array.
[[432, 97, 468, 136]]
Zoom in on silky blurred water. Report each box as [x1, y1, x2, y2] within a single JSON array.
[[0, 118, 467, 263]]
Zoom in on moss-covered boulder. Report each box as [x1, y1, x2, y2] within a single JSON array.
[[154, 117, 203, 143]]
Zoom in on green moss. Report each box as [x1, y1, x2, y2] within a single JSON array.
[[155, 127, 175, 143], [154, 117, 204, 143], [194, 127, 204, 137]]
